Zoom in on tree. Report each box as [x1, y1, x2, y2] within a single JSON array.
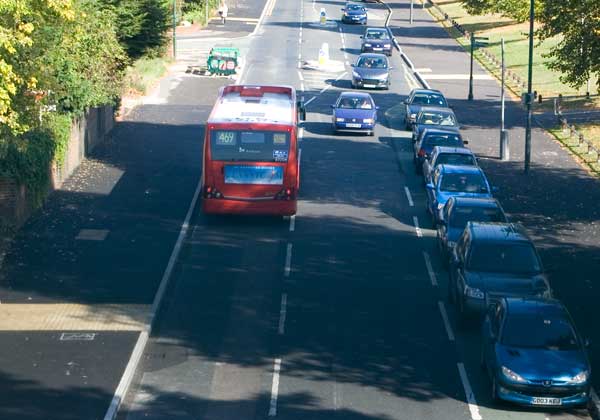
[[461, 0, 544, 23], [538, 0, 600, 90]]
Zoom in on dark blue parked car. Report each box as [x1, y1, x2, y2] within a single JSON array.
[[413, 129, 467, 174], [403, 88, 448, 129], [341, 2, 367, 24], [331, 92, 377, 135], [437, 197, 507, 261], [482, 297, 591, 408], [425, 165, 492, 223], [412, 106, 459, 142]]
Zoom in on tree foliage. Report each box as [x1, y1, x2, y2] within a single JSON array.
[[537, 0, 600, 90], [461, 0, 543, 23]]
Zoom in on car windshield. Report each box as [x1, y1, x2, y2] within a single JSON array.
[[417, 111, 456, 126], [502, 314, 580, 351], [467, 243, 542, 274], [435, 153, 475, 166], [422, 135, 463, 151], [366, 31, 389, 40], [347, 4, 363, 11], [412, 94, 447, 107], [357, 56, 387, 69], [337, 96, 373, 109], [449, 206, 506, 229], [440, 172, 487, 193]]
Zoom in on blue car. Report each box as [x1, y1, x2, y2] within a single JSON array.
[[482, 297, 591, 408], [341, 2, 367, 24], [437, 197, 507, 261], [425, 164, 493, 223], [331, 92, 377, 136]]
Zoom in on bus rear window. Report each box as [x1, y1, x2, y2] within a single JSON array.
[[210, 130, 290, 162]]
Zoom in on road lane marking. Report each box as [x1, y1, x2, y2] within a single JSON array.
[[438, 301, 455, 341], [284, 243, 293, 277], [297, 70, 304, 81], [278, 294, 288, 335], [304, 96, 316, 106], [289, 215, 296, 232], [404, 186, 414, 206], [413, 216, 422, 237], [457, 363, 482, 420], [422, 74, 494, 80], [423, 251, 438, 286], [268, 358, 282, 416], [299, 127, 304, 139]]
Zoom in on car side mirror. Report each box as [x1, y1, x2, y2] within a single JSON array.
[[360, 35, 363, 39], [350, 63, 355, 67], [341, 8, 345, 11], [463, 140, 469, 145], [375, 106, 380, 110]]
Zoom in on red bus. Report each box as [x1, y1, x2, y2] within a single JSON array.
[[202, 85, 305, 215]]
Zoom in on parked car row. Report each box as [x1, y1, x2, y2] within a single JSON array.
[[407, 87, 593, 409]]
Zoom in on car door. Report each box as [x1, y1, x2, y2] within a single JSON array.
[[424, 150, 438, 183], [438, 199, 452, 247], [482, 302, 503, 375], [426, 167, 440, 212], [454, 232, 470, 296]]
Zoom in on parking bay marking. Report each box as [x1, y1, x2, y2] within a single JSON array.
[[404, 186, 414, 206], [423, 251, 438, 286], [413, 216, 422, 238], [284, 243, 293, 277], [457, 363, 482, 420]]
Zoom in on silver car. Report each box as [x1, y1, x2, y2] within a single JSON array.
[[351, 53, 390, 90]]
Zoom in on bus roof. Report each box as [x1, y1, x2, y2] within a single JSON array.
[[208, 85, 296, 125]]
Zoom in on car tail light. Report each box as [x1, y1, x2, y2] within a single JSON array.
[[418, 149, 427, 158]]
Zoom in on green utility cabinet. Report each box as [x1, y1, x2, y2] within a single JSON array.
[[207, 46, 240, 76]]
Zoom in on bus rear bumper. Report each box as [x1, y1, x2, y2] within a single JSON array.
[[202, 198, 297, 216]]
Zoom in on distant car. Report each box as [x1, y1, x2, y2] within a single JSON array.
[[425, 165, 493, 223], [437, 197, 507, 261], [482, 297, 591, 408], [351, 53, 390, 90], [331, 92, 378, 136], [448, 222, 552, 322], [403, 89, 449, 129], [413, 129, 466, 174], [361, 27, 393, 56], [422, 146, 477, 184], [412, 107, 459, 142], [341, 2, 367, 24]]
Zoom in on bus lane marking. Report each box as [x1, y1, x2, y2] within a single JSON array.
[[278, 294, 288, 335], [284, 243, 293, 277], [423, 251, 437, 286], [289, 215, 296, 232], [268, 358, 282, 416], [438, 301, 454, 341], [404, 186, 414, 206], [457, 363, 482, 420], [413, 216, 422, 238]]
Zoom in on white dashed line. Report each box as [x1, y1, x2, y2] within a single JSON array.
[[299, 127, 304, 139], [457, 363, 482, 420], [289, 215, 296, 232], [438, 301, 455, 341], [278, 294, 288, 335], [284, 243, 293, 277], [423, 251, 437, 286], [297, 70, 304, 81], [300, 82, 305, 92], [413, 216, 422, 238], [404, 186, 414, 206], [268, 358, 282, 416]]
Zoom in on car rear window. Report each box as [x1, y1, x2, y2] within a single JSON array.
[[440, 172, 487, 193], [412, 94, 447, 107], [467, 243, 542, 274], [449, 206, 506, 229], [502, 315, 580, 351], [436, 153, 476, 166]]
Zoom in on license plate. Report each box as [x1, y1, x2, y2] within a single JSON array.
[[531, 397, 561, 406], [346, 123, 362, 128], [373, 47, 383, 51], [363, 84, 376, 88]]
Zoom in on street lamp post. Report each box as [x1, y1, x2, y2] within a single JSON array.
[[172, 0, 177, 60], [524, 0, 534, 173]]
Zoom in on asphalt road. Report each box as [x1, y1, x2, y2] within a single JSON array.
[[119, 0, 594, 419]]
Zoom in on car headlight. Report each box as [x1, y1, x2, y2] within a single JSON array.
[[363, 118, 374, 124], [568, 370, 589, 384], [464, 285, 484, 299], [336, 117, 345, 122], [352, 71, 361, 78], [501, 366, 527, 383], [364, 43, 372, 47]]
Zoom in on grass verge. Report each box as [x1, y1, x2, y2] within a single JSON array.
[[549, 125, 600, 174], [122, 55, 172, 96]]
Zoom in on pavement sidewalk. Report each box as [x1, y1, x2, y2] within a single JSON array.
[[388, 0, 600, 389]]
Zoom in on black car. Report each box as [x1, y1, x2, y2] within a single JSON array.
[[438, 197, 507, 261], [412, 106, 459, 142], [448, 222, 552, 323], [360, 27, 393, 56], [403, 88, 448, 129], [413, 129, 466, 174], [341, 2, 367, 24]]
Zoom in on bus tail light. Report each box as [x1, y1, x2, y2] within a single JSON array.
[[204, 186, 222, 199], [275, 187, 296, 200]]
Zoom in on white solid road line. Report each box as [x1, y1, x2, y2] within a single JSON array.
[[278, 294, 288, 335], [268, 358, 282, 416], [457, 363, 483, 420], [438, 301, 455, 341], [284, 243, 293, 277], [404, 186, 414, 206], [413, 216, 422, 238], [423, 251, 438, 286], [289, 215, 296, 232]]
